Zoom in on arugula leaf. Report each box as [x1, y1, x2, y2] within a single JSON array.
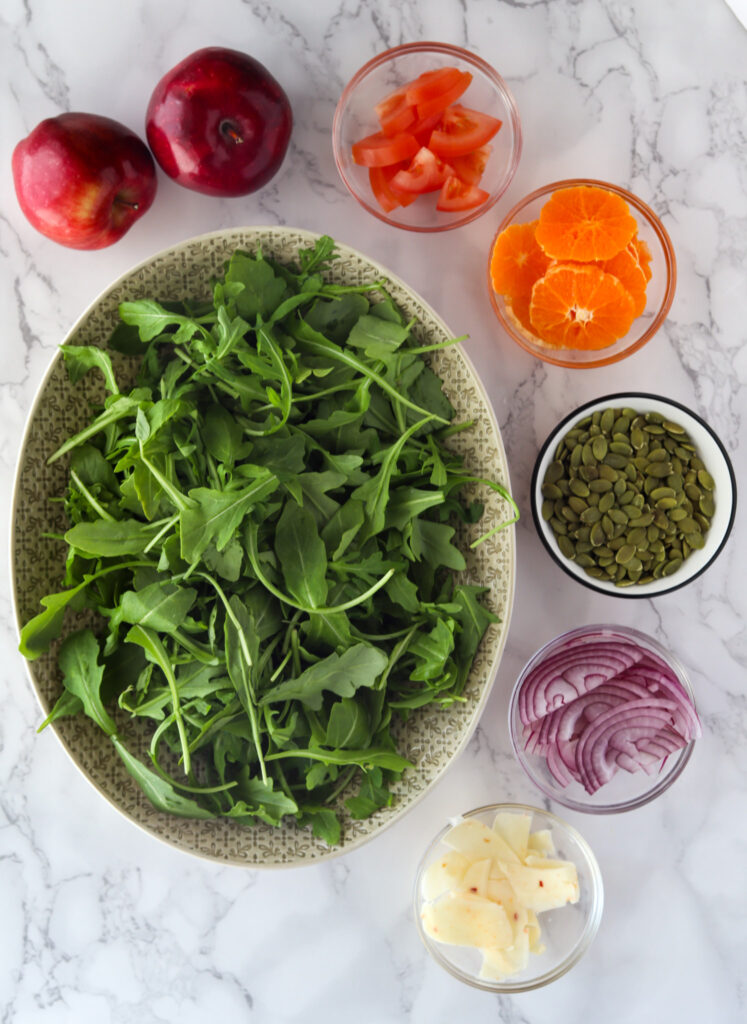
[[273, 500, 329, 609], [56, 629, 116, 736], [345, 767, 394, 819], [260, 644, 387, 710], [61, 345, 120, 394], [113, 738, 216, 818], [180, 474, 278, 563], [119, 579, 198, 634]]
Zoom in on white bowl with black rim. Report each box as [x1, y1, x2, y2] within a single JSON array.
[[531, 393, 736, 598]]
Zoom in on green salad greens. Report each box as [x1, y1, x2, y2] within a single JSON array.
[[20, 235, 517, 845]]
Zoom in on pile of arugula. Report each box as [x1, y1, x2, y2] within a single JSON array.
[[20, 235, 517, 845]]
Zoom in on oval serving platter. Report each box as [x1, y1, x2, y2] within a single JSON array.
[[11, 227, 516, 866]]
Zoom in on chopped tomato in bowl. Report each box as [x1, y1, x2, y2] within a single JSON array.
[[333, 42, 522, 231]]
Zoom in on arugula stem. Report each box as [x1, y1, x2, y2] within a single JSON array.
[[323, 765, 357, 805], [196, 572, 268, 783], [129, 624, 191, 775], [138, 444, 192, 512], [269, 648, 292, 683], [69, 470, 116, 521], [245, 524, 397, 614], [405, 334, 468, 355], [459, 477, 521, 547], [149, 735, 237, 794], [142, 513, 179, 554], [296, 337, 450, 425]]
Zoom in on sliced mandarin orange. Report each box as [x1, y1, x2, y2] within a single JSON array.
[[535, 185, 637, 262], [529, 263, 636, 350], [490, 220, 551, 299], [505, 292, 539, 338], [631, 236, 653, 281], [598, 246, 648, 316]]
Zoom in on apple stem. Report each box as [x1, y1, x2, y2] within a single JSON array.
[[116, 198, 140, 211], [220, 120, 244, 145]]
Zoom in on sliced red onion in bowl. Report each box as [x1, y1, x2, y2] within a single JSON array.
[[515, 630, 701, 798]]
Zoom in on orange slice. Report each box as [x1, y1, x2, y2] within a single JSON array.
[[535, 186, 637, 262], [631, 236, 653, 281], [598, 246, 648, 316], [505, 292, 539, 338], [529, 263, 637, 350], [490, 220, 551, 298]]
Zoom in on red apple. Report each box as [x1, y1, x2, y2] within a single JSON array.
[[12, 113, 157, 250], [146, 47, 293, 197]]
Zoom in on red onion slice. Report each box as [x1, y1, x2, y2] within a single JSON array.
[[518, 633, 700, 796], [518, 641, 645, 724]]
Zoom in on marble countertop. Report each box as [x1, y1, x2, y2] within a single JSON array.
[[1, 1, 745, 1021]]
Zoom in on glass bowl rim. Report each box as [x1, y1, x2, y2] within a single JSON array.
[[332, 41, 523, 233], [530, 391, 738, 599], [508, 623, 699, 814], [413, 801, 604, 992], [486, 177, 677, 368]]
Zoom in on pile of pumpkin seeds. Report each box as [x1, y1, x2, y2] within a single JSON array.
[[541, 406, 715, 586]]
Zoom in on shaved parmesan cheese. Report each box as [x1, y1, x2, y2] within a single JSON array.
[[492, 811, 532, 859], [443, 818, 521, 864], [526, 909, 545, 954], [527, 828, 555, 856], [420, 810, 581, 982], [422, 892, 513, 949], [460, 858, 492, 899], [422, 850, 470, 901], [486, 875, 516, 911], [499, 861, 579, 913]]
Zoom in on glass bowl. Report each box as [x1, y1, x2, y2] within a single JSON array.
[[509, 625, 699, 814], [487, 178, 676, 367], [333, 42, 522, 232], [531, 393, 737, 598], [413, 803, 603, 992]]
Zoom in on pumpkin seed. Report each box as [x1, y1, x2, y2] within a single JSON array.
[[590, 522, 606, 547], [580, 506, 602, 524], [591, 436, 608, 461], [600, 408, 615, 432], [645, 461, 674, 478], [699, 494, 715, 517], [615, 544, 636, 564], [627, 527, 647, 547], [630, 427, 646, 450], [557, 534, 575, 559], [664, 420, 686, 434], [698, 469, 715, 491], [569, 478, 590, 497]]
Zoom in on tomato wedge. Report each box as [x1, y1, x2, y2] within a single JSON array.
[[405, 68, 472, 119], [436, 175, 489, 212], [391, 147, 455, 194], [409, 111, 443, 146], [450, 145, 492, 186], [428, 105, 503, 159], [374, 87, 417, 137], [368, 163, 418, 212], [351, 130, 420, 167]]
